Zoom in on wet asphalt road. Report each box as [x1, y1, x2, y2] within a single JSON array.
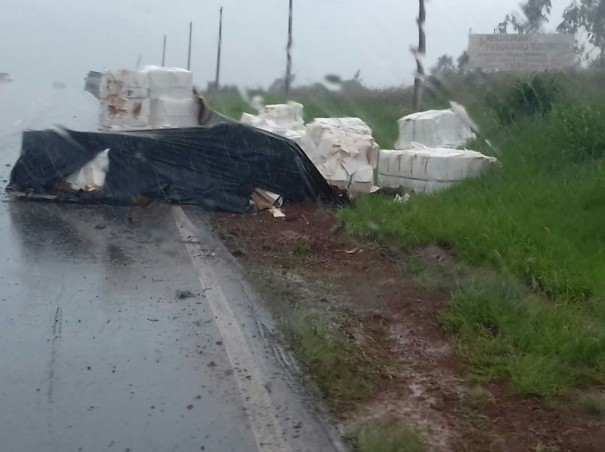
[[0, 87, 343, 452]]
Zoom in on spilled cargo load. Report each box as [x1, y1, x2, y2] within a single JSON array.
[[241, 104, 379, 196], [6, 124, 346, 213]]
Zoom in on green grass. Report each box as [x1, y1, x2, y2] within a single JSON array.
[[290, 238, 313, 256], [208, 75, 605, 398], [285, 310, 381, 412], [337, 96, 605, 397], [442, 278, 605, 396], [348, 424, 427, 452], [205, 86, 444, 148], [576, 392, 605, 419]]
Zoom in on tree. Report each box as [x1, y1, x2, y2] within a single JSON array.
[[457, 51, 470, 74], [557, 0, 605, 68], [431, 54, 456, 78], [500, 0, 552, 34]]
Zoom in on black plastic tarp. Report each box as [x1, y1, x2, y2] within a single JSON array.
[[7, 123, 344, 213]]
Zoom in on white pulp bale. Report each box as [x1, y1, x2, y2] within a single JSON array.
[[142, 66, 194, 99], [259, 102, 304, 130], [149, 98, 199, 128], [395, 109, 475, 150], [240, 103, 306, 147], [100, 98, 150, 129], [66, 149, 110, 190], [378, 146, 498, 194], [102, 69, 150, 90], [304, 118, 379, 194]]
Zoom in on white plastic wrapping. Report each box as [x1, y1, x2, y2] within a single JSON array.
[[241, 103, 306, 147], [241, 108, 380, 195], [149, 98, 199, 128], [259, 103, 304, 130], [66, 149, 110, 190], [395, 109, 475, 150], [304, 118, 379, 194], [103, 69, 150, 90], [99, 87, 149, 100], [142, 66, 193, 99], [377, 146, 498, 193], [99, 67, 198, 131], [100, 98, 150, 129]]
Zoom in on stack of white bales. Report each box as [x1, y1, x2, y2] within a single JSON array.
[[99, 69, 150, 130], [378, 107, 497, 194], [241, 104, 379, 194], [99, 66, 198, 131], [303, 118, 378, 195], [240, 102, 306, 148]]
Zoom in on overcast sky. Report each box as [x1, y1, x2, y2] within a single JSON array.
[[1, 0, 571, 89]]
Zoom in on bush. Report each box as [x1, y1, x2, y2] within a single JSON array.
[[486, 73, 567, 125], [549, 105, 605, 162]]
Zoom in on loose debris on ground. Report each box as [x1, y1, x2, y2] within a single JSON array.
[[213, 202, 605, 452]]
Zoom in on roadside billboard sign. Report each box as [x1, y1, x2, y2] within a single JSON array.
[[468, 34, 575, 71]]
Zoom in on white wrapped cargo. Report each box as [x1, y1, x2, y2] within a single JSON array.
[[99, 87, 149, 100], [308, 117, 373, 136], [241, 103, 306, 146], [377, 146, 498, 194], [260, 102, 304, 129], [304, 118, 379, 194], [102, 69, 150, 90], [241, 102, 305, 130], [149, 98, 199, 128], [241, 109, 380, 194], [100, 98, 150, 129], [142, 66, 193, 99], [66, 149, 110, 191], [98, 67, 199, 131], [395, 109, 475, 150]]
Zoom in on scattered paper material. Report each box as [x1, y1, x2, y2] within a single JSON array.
[[250, 188, 283, 211], [270, 206, 286, 218]]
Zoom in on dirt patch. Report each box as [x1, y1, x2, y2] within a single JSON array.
[[212, 202, 605, 452]]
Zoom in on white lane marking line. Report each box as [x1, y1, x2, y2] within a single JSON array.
[[172, 207, 290, 452]]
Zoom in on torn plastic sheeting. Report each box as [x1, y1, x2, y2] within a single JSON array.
[[7, 123, 345, 213]]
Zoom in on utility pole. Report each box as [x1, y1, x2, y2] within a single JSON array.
[[412, 0, 426, 111], [214, 7, 224, 90], [162, 35, 167, 67], [285, 0, 293, 98], [187, 21, 193, 71]]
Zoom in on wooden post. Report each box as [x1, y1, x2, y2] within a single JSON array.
[[187, 22, 193, 71], [214, 7, 224, 90], [285, 0, 293, 98], [412, 0, 426, 111], [162, 35, 167, 67]]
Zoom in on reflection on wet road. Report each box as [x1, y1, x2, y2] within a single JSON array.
[[0, 89, 342, 451]]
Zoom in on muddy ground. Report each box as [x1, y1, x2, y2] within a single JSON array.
[[212, 202, 605, 452]]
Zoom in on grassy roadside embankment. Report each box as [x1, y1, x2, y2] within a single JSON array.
[[209, 72, 605, 450], [339, 75, 605, 398]]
